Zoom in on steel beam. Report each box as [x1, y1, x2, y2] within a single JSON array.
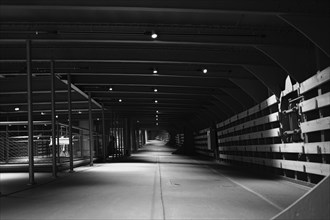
[[26, 40, 35, 185], [243, 65, 285, 97], [278, 15, 330, 58], [229, 78, 267, 103], [67, 73, 74, 172], [51, 60, 57, 177], [102, 104, 106, 162], [256, 45, 316, 82], [88, 92, 94, 166]]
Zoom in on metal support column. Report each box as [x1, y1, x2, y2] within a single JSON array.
[[144, 130, 148, 144], [5, 124, 9, 163], [51, 60, 57, 177], [102, 104, 106, 162], [57, 123, 60, 163], [88, 92, 94, 166], [67, 73, 74, 172], [27, 40, 35, 185]]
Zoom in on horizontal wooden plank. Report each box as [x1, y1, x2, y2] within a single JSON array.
[[248, 104, 261, 116], [304, 142, 330, 154], [219, 128, 280, 143], [196, 150, 214, 157], [260, 94, 278, 110], [300, 92, 330, 113], [216, 94, 278, 129], [299, 67, 330, 94], [219, 142, 330, 154], [300, 116, 330, 133], [219, 154, 330, 176], [194, 141, 207, 145], [195, 146, 208, 150], [219, 112, 279, 136], [194, 135, 207, 139]]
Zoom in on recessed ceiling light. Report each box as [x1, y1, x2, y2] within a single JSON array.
[[78, 111, 82, 114], [156, 110, 159, 113], [109, 87, 113, 91], [41, 112, 46, 115], [156, 123, 159, 126], [56, 115, 59, 118], [14, 107, 20, 111], [154, 100, 158, 103], [154, 88, 158, 92], [203, 68, 208, 74], [156, 118, 158, 121], [97, 118, 100, 121], [119, 99, 122, 102], [153, 69, 158, 74], [156, 115, 158, 118]]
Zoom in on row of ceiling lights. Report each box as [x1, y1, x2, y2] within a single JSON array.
[[109, 87, 158, 92], [153, 68, 207, 74], [109, 86, 159, 103], [136, 110, 160, 126]]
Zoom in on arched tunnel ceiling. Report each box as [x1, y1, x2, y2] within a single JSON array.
[[0, 0, 329, 130]]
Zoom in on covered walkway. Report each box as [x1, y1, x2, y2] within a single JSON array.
[[1, 140, 309, 220]]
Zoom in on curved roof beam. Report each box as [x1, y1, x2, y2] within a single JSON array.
[[255, 46, 318, 83], [243, 65, 286, 97], [229, 78, 268, 103], [278, 15, 330, 58]]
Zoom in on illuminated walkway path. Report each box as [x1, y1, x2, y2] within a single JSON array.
[[1, 140, 309, 219]]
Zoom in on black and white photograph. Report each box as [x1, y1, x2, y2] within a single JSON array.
[[0, 1, 329, 219]]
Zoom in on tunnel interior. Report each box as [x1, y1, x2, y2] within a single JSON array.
[[0, 1, 330, 219]]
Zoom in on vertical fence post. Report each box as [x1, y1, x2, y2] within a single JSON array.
[[51, 60, 57, 177], [27, 40, 35, 185], [5, 125, 9, 163], [102, 104, 106, 162], [57, 123, 61, 163], [67, 73, 73, 172], [88, 92, 94, 166]]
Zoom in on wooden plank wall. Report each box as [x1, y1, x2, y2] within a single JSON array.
[[175, 133, 184, 148], [215, 67, 330, 183], [193, 128, 214, 157]]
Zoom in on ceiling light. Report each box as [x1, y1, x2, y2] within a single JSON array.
[[14, 107, 20, 111], [97, 118, 100, 121], [151, 31, 158, 39], [41, 112, 46, 115], [78, 111, 82, 114], [156, 118, 158, 121], [156, 110, 159, 113], [156, 115, 158, 118], [154, 100, 158, 103], [154, 88, 158, 92], [153, 69, 158, 74], [119, 99, 122, 102], [156, 123, 159, 126], [203, 68, 208, 74], [109, 87, 113, 91], [56, 115, 59, 118]]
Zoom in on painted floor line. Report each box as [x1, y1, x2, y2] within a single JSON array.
[[192, 158, 284, 211], [209, 167, 284, 211]]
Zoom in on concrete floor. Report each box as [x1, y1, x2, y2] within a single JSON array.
[[0, 140, 310, 220]]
